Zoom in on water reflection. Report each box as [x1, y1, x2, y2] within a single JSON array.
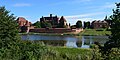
[[21, 35, 109, 48], [66, 40, 77, 48]]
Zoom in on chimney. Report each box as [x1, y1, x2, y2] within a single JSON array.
[[50, 14, 52, 17]]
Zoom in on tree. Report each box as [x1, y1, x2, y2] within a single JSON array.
[[104, 3, 120, 51], [33, 21, 41, 28], [104, 15, 113, 28], [104, 15, 108, 21], [45, 22, 52, 28], [0, 6, 20, 47], [41, 21, 52, 28], [76, 20, 82, 28], [84, 21, 90, 29]]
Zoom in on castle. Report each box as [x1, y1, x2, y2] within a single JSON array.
[[17, 14, 83, 33], [40, 14, 69, 28]]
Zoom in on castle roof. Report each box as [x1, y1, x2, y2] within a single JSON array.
[[17, 17, 26, 22], [59, 16, 67, 22]]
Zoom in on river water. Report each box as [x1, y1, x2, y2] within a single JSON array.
[[21, 34, 109, 48]]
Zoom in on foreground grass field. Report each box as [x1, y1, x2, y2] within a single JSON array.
[[79, 29, 111, 36], [48, 46, 93, 60]]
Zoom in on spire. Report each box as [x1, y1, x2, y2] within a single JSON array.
[[50, 14, 52, 17], [41, 16, 45, 21]]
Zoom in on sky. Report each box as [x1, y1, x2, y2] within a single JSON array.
[[0, 0, 119, 25]]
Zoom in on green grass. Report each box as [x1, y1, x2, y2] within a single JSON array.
[[51, 47, 91, 55], [20, 29, 111, 36], [79, 29, 111, 36], [48, 46, 93, 60]]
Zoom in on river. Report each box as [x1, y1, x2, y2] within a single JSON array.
[[21, 34, 109, 48]]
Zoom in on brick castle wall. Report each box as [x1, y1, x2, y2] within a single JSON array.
[[29, 28, 83, 33]]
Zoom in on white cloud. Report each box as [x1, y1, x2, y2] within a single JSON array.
[[66, 17, 103, 25], [13, 3, 31, 7], [51, 0, 93, 6], [18, 16, 30, 18], [102, 4, 115, 9], [64, 12, 105, 25], [74, 0, 92, 2], [65, 12, 105, 19]]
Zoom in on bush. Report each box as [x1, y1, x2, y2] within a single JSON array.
[[90, 44, 96, 49], [104, 48, 120, 60], [0, 40, 48, 60]]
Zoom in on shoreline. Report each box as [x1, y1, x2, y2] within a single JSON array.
[[19, 32, 110, 36], [19, 29, 111, 36]]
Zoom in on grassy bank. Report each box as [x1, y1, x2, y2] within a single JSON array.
[[78, 29, 111, 36], [19, 33, 60, 35], [19, 29, 111, 36], [48, 46, 93, 60], [50, 47, 91, 56]]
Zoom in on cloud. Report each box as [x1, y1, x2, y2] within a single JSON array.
[[64, 12, 105, 25], [51, 0, 93, 6], [103, 4, 115, 8], [64, 12, 105, 19], [66, 18, 93, 25], [13, 3, 31, 7], [74, 0, 92, 2], [66, 17, 104, 25]]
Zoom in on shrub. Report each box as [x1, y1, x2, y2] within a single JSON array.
[[104, 48, 120, 60]]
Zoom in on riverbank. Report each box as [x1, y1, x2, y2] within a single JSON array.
[[19, 32, 79, 37], [19, 29, 111, 36], [78, 29, 111, 36]]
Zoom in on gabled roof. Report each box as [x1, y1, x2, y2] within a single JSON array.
[[16, 17, 32, 26], [59, 16, 67, 22], [17, 17, 27, 22]]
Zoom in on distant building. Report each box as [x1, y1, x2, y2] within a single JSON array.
[[16, 17, 34, 32], [40, 14, 69, 28], [16, 17, 32, 27], [91, 20, 109, 29]]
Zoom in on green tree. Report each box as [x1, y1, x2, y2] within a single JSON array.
[[45, 22, 52, 28], [84, 21, 90, 29], [0, 6, 57, 60], [0, 6, 20, 47], [41, 21, 52, 28], [104, 15, 113, 28], [104, 15, 108, 21], [33, 21, 41, 28], [104, 3, 120, 51], [76, 20, 82, 28]]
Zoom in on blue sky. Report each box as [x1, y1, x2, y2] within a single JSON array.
[[0, 0, 119, 25]]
